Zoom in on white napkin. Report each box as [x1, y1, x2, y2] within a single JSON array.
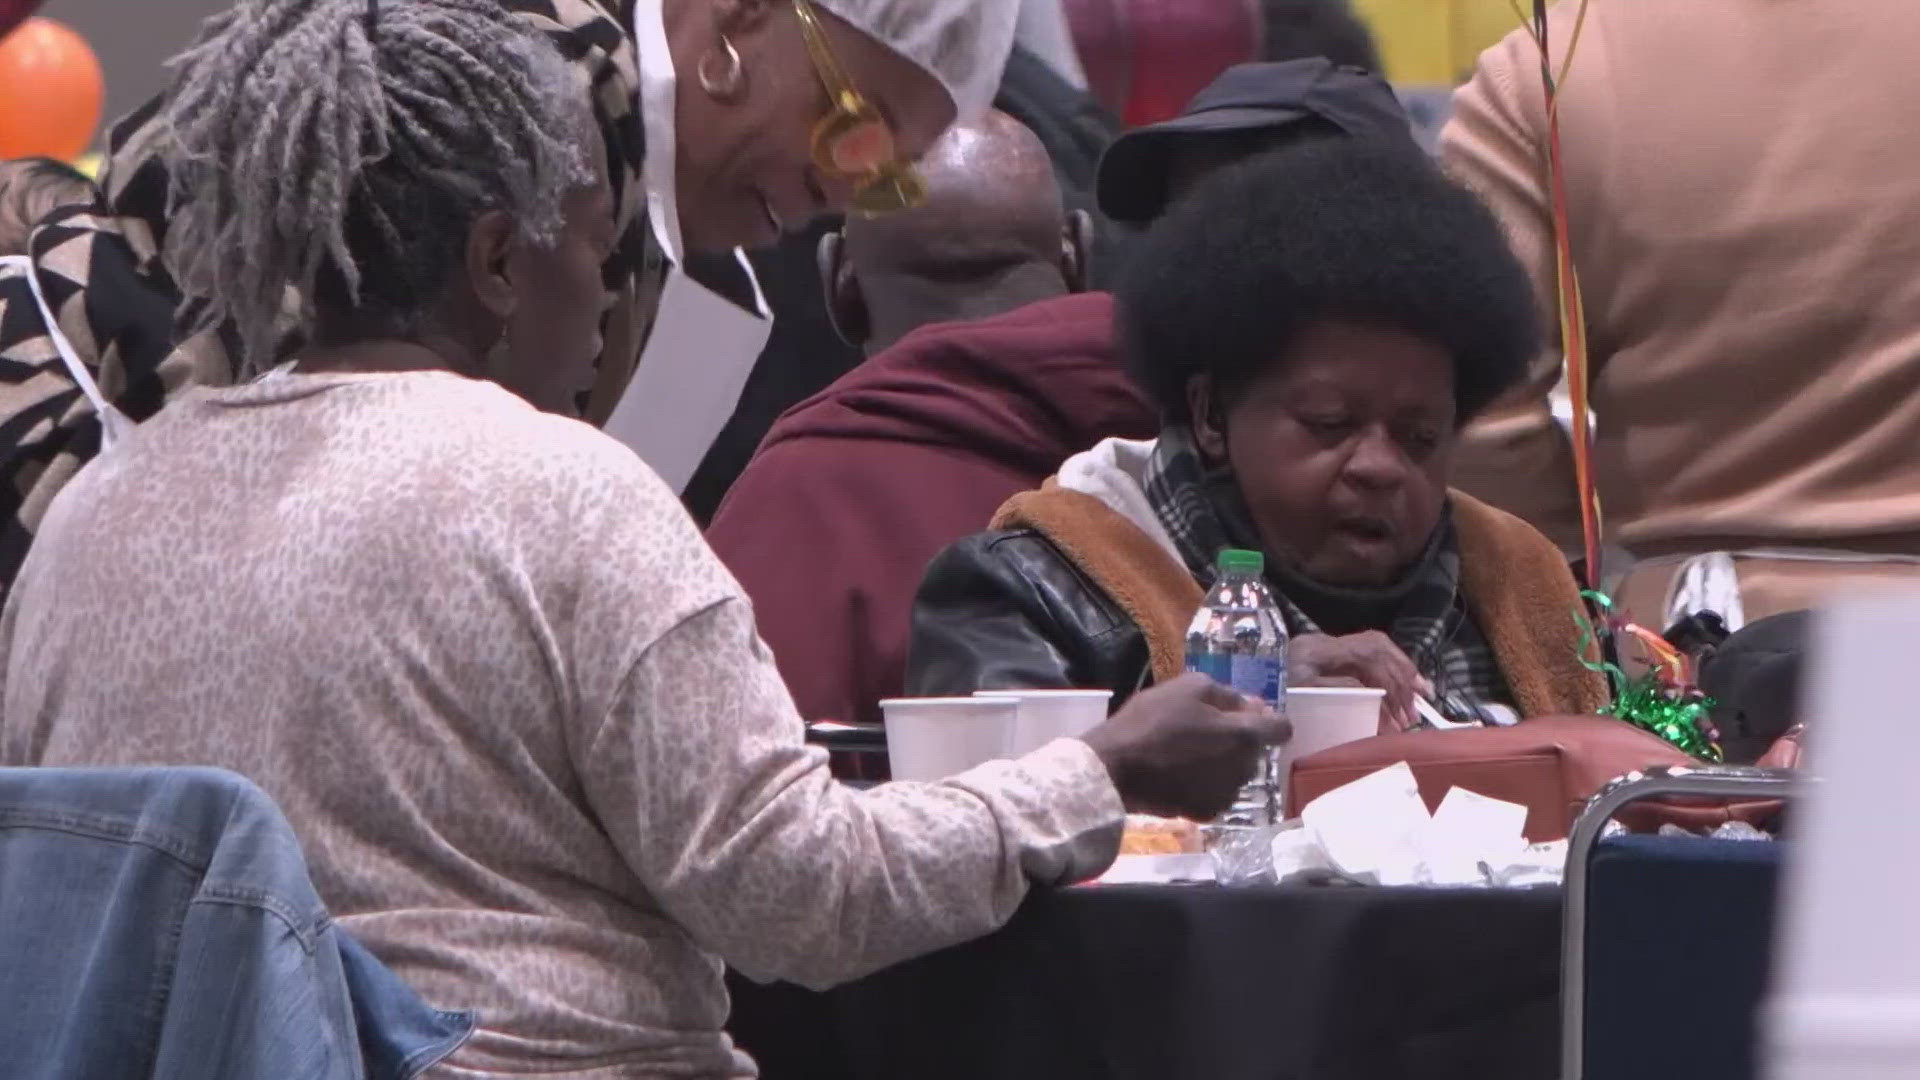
[[1486, 841, 1568, 888], [1096, 853, 1214, 885], [1270, 821, 1341, 883], [1427, 787, 1530, 885], [1299, 762, 1434, 886], [1282, 762, 1547, 888]]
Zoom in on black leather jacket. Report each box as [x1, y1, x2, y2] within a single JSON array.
[[906, 529, 1155, 706]]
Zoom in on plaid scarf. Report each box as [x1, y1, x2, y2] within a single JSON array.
[[1144, 427, 1514, 723]]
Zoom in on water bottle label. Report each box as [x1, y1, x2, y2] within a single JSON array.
[[1184, 652, 1232, 686], [1229, 654, 1283, 711]]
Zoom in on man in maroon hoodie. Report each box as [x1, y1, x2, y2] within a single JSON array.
[[707, 112, 1156, 743]]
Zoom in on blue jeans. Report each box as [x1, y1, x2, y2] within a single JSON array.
[[0, 766, 472, 1079]]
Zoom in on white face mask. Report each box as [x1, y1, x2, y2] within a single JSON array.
[[601, 1, 773, 495], [0, 254, 135, 451]]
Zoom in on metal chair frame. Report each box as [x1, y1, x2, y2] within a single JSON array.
[[1561, 765, 1805, 1080]]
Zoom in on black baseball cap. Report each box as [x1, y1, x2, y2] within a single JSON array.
[[1096, 58, 1417, 224]]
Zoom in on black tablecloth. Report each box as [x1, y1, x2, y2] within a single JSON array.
[[728, 884, 1562, 1080]]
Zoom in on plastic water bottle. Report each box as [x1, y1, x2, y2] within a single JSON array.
[[1185, 548, 1288, 827]]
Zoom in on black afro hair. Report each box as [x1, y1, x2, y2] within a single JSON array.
[[1114, 138, 1538, 428]]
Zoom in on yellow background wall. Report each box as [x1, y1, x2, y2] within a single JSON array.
[[1351, 0, 1525, 84]]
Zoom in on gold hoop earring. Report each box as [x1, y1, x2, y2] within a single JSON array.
[[698, 35, 745, 101]]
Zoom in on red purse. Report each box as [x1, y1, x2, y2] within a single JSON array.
[[1286, 716, 1790, 842]]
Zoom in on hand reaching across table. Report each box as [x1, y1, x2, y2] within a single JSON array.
[[1081, 673, 1290, 820]]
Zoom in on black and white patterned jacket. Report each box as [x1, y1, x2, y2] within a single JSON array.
[[0, 0, 665, 603]]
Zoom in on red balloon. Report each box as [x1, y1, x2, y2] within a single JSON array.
[[0, 0, 43, 43], [1063, 0, 1261, 128], [1122, 0, 1258, 128], [0, 17, 104, 161]]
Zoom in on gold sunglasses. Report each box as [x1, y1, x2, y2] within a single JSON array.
[[791, 0, 926, 215]]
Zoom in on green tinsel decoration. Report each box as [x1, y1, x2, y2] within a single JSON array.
[[1573, 590, 1723, 762]]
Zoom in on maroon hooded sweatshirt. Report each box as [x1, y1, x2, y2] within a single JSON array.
[[707, 291, 1157, 728]]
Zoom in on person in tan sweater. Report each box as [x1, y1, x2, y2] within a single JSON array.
[[1443, 0, 1920, 632]]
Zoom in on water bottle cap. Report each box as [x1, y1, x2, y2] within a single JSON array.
[[1216, 548, 1264, 576]]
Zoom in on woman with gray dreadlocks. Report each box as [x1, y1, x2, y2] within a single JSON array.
[[0, 1, 1280, 1074]]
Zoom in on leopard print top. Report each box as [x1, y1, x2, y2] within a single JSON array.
[[0, 370, 1124, 1075]]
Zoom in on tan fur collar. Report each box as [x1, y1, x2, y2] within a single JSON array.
[[994, 487, 1609, 717]]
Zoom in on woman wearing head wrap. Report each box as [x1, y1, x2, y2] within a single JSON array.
[[0, 2, 1281, 1073], [0, 0, 1019, 601]]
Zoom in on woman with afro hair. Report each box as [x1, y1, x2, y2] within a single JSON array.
[[908, 138, 1609, 731]]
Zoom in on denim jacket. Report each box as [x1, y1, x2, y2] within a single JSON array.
[[0, 767, 473, 1079]]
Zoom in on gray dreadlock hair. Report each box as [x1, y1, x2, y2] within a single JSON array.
[[159, 0, 594, 375]]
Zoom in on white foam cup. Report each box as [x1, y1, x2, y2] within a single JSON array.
[[1278, 686, 1388, 789], [972, 688, 1113, 756], [880, 696, 1020, 781]]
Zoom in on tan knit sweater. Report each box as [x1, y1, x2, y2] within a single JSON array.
[[1443, 0, 1920, 561], [0, 371, 1123, 1077]]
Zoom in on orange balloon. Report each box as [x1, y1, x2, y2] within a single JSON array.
[[0, 17, 103, 161]]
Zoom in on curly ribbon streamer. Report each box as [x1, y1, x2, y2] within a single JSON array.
[[1511, 1, 1704, 759], [1507, 0, 1601, 590], [1573, 591, 1722, 761], [1572, 591, 1630, 702], [1619, 621, 1686, 685]]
